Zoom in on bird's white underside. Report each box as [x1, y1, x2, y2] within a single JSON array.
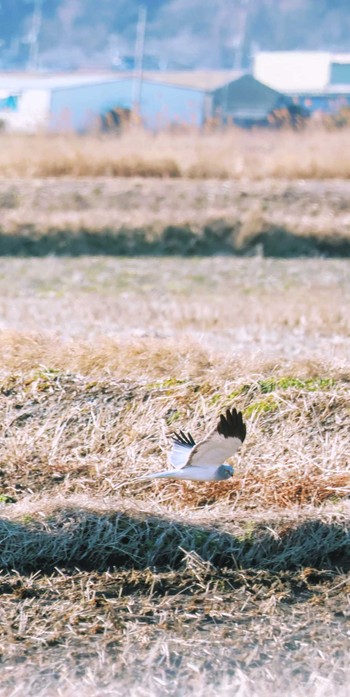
[[142, 466, 226, 482], [169, 430, 242, 470], [168, 442, 191, 468]]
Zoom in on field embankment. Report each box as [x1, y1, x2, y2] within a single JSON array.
[[1, 177, 350, 257], [1, 363, 350, 572]]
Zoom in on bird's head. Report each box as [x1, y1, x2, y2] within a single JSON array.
[[216, 464, 234, 480]]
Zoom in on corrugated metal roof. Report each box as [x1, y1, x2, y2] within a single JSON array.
[[0, 69, 245, 94], [142, 70, 243, 90], [0, 72, 129, 91], [254, 52, 331, 93], [3, 60, 350, 98]]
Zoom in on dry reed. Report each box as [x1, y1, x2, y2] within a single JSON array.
[[0, 127, 350, 179]]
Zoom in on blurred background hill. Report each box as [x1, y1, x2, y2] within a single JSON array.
[[1, 0, 350, 71]]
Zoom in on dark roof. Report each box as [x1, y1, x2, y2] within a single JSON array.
[[211, 74, 288, 118]]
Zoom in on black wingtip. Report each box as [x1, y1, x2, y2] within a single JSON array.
[[217, 407, 246, 442], [172, 430, 196, 447]]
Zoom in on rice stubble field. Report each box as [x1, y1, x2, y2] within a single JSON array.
[[0, 138, 349, 697]]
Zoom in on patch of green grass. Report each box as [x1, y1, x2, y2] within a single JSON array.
[[0, 494, 16, 504], [236, 521, 258, 545], [35, 366, 61, 379], [209, 386, 248, 406], [161, 378, 187, 389], [21, 367, 62, 393], [146, 377, 188, 391], [166, 409, 181, 424], [328, 495, 343, 504], [245, 395, 278, 417], [258, 376, 335, 394]]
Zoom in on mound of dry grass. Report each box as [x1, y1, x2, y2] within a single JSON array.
[[1, 496, 350, 574], [0, 351, 348, 518], [0, 330, 215, 379]]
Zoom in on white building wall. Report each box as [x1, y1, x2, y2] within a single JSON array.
[[0, 89, 50, 132], [254, 52, 331, 93]]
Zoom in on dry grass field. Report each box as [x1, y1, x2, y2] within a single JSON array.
[[1, 128, 350, 257], [0, 252, 349, 696], [1, 128, 350, 180], [0, 131, 349, 696]]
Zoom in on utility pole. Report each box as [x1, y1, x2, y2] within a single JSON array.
[[28, 0, 43, 70], [133, 5, 147, 117], [233, 0, 249, 71]]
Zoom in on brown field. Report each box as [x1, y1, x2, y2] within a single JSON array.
[[0, 142, 350, 696]]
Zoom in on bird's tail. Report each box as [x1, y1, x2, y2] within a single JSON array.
[[113, 470, 173, 490], [137, 470, 175, 481]]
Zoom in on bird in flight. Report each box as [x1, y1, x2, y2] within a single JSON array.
[[141, 407, 246, 483]]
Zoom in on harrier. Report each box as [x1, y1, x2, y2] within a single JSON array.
[[141, 406, 246, 483]]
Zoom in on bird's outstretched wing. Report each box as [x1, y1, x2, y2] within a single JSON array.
[[134, 406, 246, 483], [182, 407, 246, 471], [168, 430, 196, 468]]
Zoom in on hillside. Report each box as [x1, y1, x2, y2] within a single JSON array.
[[1, 0, 350, 71]]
